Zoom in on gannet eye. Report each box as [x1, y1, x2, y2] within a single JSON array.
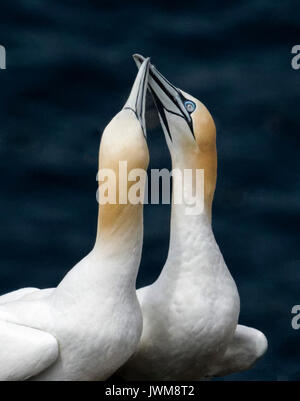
[[184, 100, 196, 113]]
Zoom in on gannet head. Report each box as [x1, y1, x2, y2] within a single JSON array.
[[97, 58, 150, 242], [133, 54, 217, 212]]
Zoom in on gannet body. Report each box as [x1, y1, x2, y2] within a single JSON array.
[[0, 59, 150, 381], [118, 55, 267, 380]]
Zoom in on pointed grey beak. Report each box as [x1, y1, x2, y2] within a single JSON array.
[[123, 57, 150, 137], [132, 54, 194, 141]]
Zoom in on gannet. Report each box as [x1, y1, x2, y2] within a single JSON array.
[[117, 55, 268, 380], [0, 58, 150, 381]]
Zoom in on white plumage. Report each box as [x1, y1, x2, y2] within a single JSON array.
[[0, 58, 150, 381], [117, 55, 267, 380]]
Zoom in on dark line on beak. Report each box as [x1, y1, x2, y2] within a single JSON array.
[[135, 76, 142, 113], [150, 89, 172, 142], [148, 69, 195, 139], [150, 71, 181, 107], [123, 106, 138, 119], [125, 65, 149, 138], [137, 66, 148, 137]]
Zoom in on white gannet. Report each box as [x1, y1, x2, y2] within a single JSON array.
[[117, 55, 268, 380], [0, 58, 150, 381]]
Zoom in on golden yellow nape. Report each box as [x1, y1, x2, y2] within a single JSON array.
[[96, 110, 149, 240], [93, 57, 150, 244], [191, 97, 217, 153], [174, 92, 217, 214], [191, 97, 217, 211]]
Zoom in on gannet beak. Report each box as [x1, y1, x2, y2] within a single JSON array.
[[123, 57, 150, 137], [133, 54, 194, 140]]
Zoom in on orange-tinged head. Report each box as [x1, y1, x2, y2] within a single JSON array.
[[133, 55, 217, 211], [96, 58, 150, 243]]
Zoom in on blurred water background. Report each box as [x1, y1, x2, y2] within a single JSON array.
[[0, 0, 299, 380]]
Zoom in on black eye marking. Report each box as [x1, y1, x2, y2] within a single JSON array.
[[184, 100, 196, 113], [177, 92, 195, 139], [149, 75, 196, 140]]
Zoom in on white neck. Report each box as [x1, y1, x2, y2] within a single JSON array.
[[159, 158, 220, 280], [51, 209, 143, 308], [167, 202, 215, 262]]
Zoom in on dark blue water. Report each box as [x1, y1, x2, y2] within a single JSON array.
[[0, 0, 299, 380]]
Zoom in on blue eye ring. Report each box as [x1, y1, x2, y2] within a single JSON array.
[[184, 100, 196, 113]]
